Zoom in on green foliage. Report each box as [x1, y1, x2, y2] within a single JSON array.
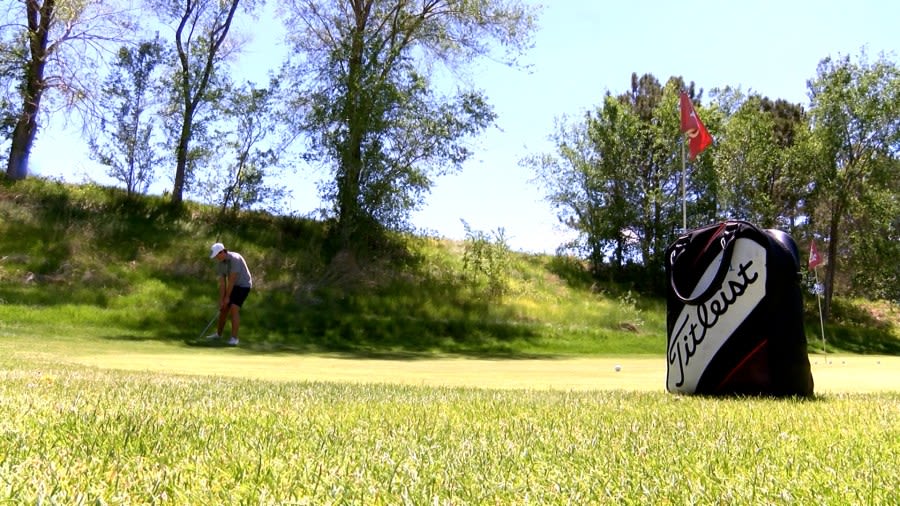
[[1, 178, 898, 356], [204, 79, 284, 215], [0, 32, 22, 142], [711, 89, 808, 228], [616, 290, 645, 329], [281, 0, 539, 246], [157, 0, 246, 204], [461, 220, 511, 303], [807, 51, 900, 315], [89, 38, 167, 196], [811, 298, 900, 355], [1, 354, 898, 504], [527, 95, 643, 276], [529, 57, 900, 309], [526, 75, 702, 290]]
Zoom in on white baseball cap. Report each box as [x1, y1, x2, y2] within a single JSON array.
[[209, 242, 225, 259]]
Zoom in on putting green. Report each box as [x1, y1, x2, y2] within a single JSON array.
[[69, 348, 900, 393]]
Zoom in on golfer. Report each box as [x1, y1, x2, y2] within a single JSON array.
[[207, 242, 252, 346]]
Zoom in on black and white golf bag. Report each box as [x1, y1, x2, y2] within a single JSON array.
[[665, 221, 814, 397]]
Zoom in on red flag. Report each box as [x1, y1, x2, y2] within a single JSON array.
[[680, 91, 713, 160], [808, 240, 824, 270]]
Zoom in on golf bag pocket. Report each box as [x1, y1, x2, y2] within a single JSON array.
[[665, 221, 814, 397]]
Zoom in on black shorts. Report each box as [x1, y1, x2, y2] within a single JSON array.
[[228, 286, 251, 307]]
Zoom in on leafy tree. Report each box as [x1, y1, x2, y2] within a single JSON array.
[[461, 220, 511, 303], [89, 38, 166, 197], [151, 0, 252, 204], [806, 52, 900, 318], [280, 0, 539, 252], [3, 0, 135, 180], [618, 75, 707, 276], [528, 96, 642, 277], [528, 74, 704, 289], [841, 162, 900, 302], [764, 98, 817, 233], [1, 25, 24, 151], [711, 90, 808, 229], [210, 79, 284, 214]]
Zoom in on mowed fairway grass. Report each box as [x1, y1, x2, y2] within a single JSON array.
[[51, 340, 900, 394], [1, 334, 898, 504]]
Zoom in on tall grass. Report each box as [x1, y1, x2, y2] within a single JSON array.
[[1, 353, 897, 504], [0, 178, 673, 355], [2, 177, 899, 355]]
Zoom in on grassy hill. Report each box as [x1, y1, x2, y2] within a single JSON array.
[[1, 177, 898, 356]]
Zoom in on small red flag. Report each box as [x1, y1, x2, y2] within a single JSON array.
[[680, 91, 713, 160], [808, 240, 824, 270]]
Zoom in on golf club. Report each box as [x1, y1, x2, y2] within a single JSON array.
[[198, 312, 219, 340]]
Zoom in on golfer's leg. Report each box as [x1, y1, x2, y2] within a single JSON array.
[[216, 306, 228, 335], [230, 306, 240, 339]]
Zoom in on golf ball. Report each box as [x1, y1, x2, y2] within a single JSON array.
[[614, 365, 621, 372]]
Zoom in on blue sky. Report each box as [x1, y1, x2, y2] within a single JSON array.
[[29, 0, 900, 252]]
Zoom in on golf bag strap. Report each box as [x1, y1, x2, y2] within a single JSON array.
[[669, 221, 741, 304]]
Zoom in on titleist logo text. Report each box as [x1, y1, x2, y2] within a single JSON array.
[[668, 260, 760, 388]]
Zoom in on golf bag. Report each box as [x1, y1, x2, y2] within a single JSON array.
[[665, 220, 814, 397]]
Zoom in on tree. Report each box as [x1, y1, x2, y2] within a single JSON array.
[[806, 52, 900, 318], [759, 97, 815, 233], [211, 79, 284, 214], [4, 0, 134, 180], [280, 0, 539, 251], [1, 22, 24, 151], [89, 38, 166, 196], [461, 220, 511, 303], [618, 75, 705, 276], [841, 160, 900, 302], [5, 0, 55, 180], [528, 95, 642, 277], [710, 89, 808, 229], [528, 74, 706, 289], [152, 0, 250, 204]]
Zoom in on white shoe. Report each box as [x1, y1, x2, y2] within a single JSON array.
[[205, 333, 221, 340], [228, 337, 239, 346]]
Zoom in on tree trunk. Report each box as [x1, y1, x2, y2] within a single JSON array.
[[6, 0, 55, 180], [334, 5, 369, 248], [6, 107, 40, 180], [171, 110, 193, 205], [822, 205, 842, 321], [169, 0, 241, 205], [336, 131, 364, 247]]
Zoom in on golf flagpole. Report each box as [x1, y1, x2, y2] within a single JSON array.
[[679, 91, 712, 232], [682, 137, 687, 231], [808, 240, 826, 354], [814, 268, 826, 354]]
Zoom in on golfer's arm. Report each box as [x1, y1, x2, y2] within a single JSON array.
[[225, 272, 238, 299]]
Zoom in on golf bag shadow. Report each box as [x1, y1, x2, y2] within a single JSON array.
[[665, 220, 814, 397]]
